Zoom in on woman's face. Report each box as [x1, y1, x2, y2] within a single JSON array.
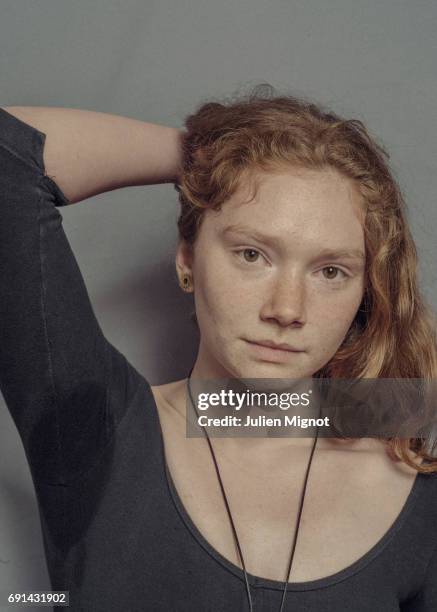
[[177, 166, 366, 379]]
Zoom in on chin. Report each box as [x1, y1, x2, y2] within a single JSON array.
[[229, 360, 308, 382]]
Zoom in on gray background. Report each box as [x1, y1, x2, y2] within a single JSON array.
[[0, 0, 436, 608]]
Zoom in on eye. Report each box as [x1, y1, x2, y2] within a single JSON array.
[[236, 248, 263, 264], [321, 266, 347, 280]]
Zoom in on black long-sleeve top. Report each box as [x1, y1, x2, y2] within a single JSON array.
[[1, 107, 437, 611]]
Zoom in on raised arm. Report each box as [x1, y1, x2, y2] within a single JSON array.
[[2, 106, 184, 203], [0, 107, 168, 487]]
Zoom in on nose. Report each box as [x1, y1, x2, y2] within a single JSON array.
[[259, 273, 307, 327]]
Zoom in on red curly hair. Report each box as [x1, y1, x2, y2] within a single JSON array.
[[175, 85, 437, 473]]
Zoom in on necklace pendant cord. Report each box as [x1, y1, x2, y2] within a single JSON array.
[[186, 371, 320, 612]]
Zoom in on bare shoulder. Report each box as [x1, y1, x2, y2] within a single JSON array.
[[329, 439, 422, 508]]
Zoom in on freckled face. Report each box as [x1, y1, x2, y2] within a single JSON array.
[[178, 167, 366, 380]]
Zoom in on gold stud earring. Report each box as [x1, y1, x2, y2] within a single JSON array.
[[181, 273, 193, 292]]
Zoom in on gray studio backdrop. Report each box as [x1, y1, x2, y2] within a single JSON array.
[[1, 1, 436, 609]]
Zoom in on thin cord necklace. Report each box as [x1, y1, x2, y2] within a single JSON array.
[[186, 369, 320, 612]]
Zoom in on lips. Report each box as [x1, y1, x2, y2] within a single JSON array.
[[246, 339, 303, 352], [243, 339, 304, 364]]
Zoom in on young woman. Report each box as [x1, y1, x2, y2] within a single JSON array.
[[1, 90, 436, 612]]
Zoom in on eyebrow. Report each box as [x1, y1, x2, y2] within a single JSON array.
[[219, 223, 365, 261]]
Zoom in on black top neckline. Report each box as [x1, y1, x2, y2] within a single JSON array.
[[146, 379, 427, 592]]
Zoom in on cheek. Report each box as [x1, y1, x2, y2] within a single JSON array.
[[313, 289, 363, 345], [194, 256, 253, 324], [193, 268, 239, 332]]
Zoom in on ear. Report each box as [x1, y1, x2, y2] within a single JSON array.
[[175, 239, 194, 278]]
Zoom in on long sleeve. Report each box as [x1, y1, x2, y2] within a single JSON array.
[[0, 108, 140, 486]]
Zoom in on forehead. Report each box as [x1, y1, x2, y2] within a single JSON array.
[[201, 167, 365, 250]]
